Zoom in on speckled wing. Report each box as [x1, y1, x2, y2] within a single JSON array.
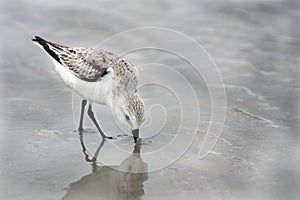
[[32, 36, 112, 82]]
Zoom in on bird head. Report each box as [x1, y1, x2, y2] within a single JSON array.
[[113, 93, 145, 142]]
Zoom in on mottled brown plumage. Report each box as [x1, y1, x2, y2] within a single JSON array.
[[33, 36, 145, 141]]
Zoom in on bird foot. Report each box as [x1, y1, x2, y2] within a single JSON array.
[[103, 136, 116, 140]]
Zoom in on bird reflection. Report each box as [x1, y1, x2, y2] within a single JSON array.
[[61, 135, 148, 200]]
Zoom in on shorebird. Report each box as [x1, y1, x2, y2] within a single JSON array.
[[32, 36, 145, 143]]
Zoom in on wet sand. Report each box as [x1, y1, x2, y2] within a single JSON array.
[[0, 0, 299, 199]]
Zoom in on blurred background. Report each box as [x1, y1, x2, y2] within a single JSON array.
[[0, 0, 299, 199]]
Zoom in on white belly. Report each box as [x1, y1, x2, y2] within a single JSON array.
[[53, 60, 113, 106]]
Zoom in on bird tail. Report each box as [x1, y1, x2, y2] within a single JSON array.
[[32, 36, 47, 46], [32, 36, 67, 64]]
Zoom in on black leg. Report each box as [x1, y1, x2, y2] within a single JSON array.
[[87, 104, 113, 139], [78, 99, 87, 132]]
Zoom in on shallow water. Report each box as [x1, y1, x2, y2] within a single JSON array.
[[0, 0, 299, 199]]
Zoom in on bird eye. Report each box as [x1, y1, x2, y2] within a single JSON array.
[[125, 114, 130, 121]]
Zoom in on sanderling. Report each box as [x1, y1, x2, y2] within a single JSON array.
[[32, 36, 145, 143]]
